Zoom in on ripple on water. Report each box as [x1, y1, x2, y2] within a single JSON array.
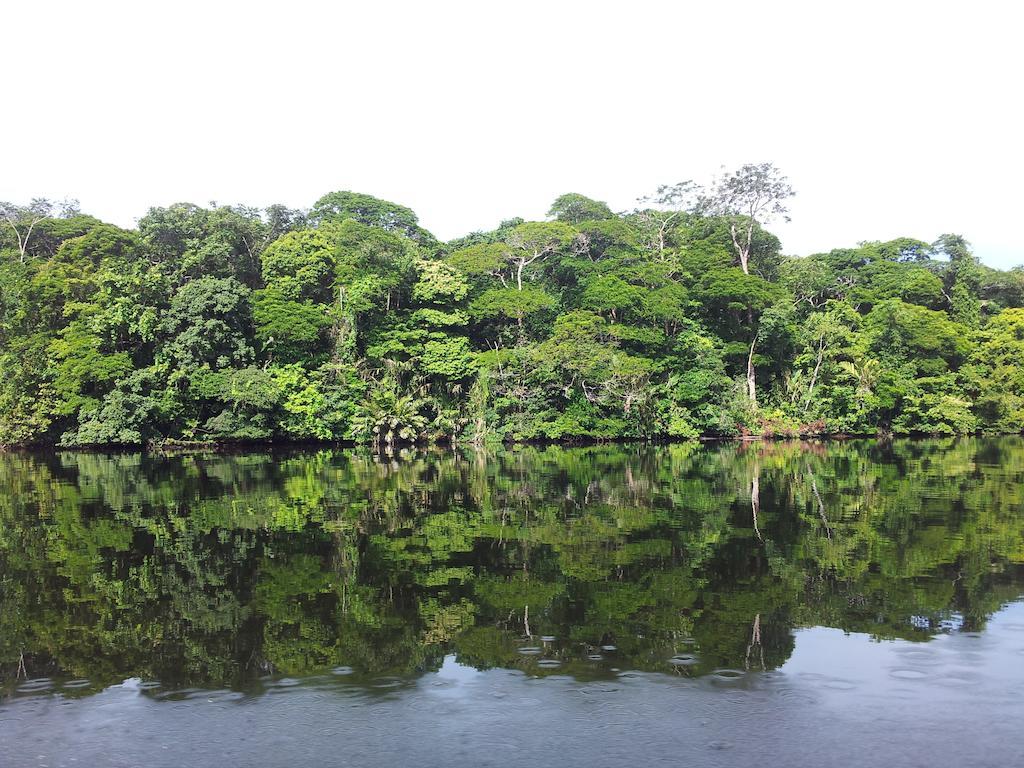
[[669, 654, 699, 667], [370, 677, 406, 689], [16, 678, 53, 694], [710, 669, 745, 681], [155, 687, 203, 701], [578, 684, 619, 695], [821, 680, 858, 691], [203, 689, 245, 703], [517, 647, 543, 655], [331, 666, 354, 676], [537, 659, 562, 669], [771, 686, 818, 704], [540, 636, 557, 642], [587, 654, 604, 661], [935, 676, 975, 686], [61, 679, 92, 689], [600, 645, 617, 652], [894, 649, 939, 665], [889, 668, 929, 680]]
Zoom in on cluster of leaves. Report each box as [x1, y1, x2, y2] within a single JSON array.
[[2, 175, 1023, 447]]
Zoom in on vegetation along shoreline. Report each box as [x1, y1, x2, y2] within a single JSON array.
[[3, 163, 1023, 449]]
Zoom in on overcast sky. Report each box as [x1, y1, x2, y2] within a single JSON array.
[[3, 1, 1021, 267]]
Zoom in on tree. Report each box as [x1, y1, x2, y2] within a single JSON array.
[[537, 311, 654, 422], [698, 163, 795, 403], [699, 163, 795, 277], [866, 299, 970, 375], [966, 308, 1024, 432], [633, 181, 699, 255], [0, 198, 79, 262], [796, 303, 857, 414], [260, 229, 335, 303], [138, 203, 269, 285], [264, 204, 308, 241], [412, 259, 469, 304], [547, 193, 614, 225], [504, 221, 576, 292], [934, 234, 981, 328], [452, 221, 573, 339], [838, 357, 881, 397], [253, 289, 331, 364], [4, 179, 1024, 447], [582, 275, 642, 321], [310, 191, 434, 244], [693, 266, 781, 407], [470, 286, 557, 327], [159, 277, 255, 370]]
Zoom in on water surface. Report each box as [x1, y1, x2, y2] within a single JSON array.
[[1, 439, 1023, 766]]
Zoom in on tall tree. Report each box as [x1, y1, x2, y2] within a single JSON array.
[[634, 181, 699, 256], [310, 191, 434, 245], [0, 198, 79, 262], [547, 193, 613, 225], [699, 163, 795, 403], [699, 163, 794, 277], [503, 221, 576, 292], [934, 234, 981, 328]]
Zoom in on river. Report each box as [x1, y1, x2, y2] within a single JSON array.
[[1, 439, 1022, 766]]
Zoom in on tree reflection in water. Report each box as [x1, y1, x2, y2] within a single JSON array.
[[1, 438, 1022, 695]]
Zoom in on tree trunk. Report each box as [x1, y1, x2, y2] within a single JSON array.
[[730, 221, 751, 276], [745, 613, 764, 670], [746, 333, 758, 406], [803, 339, 825, 413], [807, 465, 831, 540], [750, 469, 762, 541]]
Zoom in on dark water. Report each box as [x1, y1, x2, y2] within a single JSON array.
[[1, 439, 1023, 767]]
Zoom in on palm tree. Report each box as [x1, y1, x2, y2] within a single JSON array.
[[839, 357, 881, 397], [352, 376, 429, 447]]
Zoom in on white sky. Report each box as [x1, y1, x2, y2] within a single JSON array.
[[3, 1, 1022, 267]]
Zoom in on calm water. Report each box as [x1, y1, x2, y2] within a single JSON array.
[[1, 439, 1023, 767]]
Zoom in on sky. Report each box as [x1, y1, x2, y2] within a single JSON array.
[[3, 0, 1022, 267]]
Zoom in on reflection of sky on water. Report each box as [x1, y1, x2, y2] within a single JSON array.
[[782, 599, 1024, 711], [3, 599, 1022, 768]]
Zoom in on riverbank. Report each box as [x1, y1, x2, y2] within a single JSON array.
[[4, 429, 1020, 455]]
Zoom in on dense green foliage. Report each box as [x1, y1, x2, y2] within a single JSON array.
[[3, 179, 1024, 447], [1, 440, 1022, 691]]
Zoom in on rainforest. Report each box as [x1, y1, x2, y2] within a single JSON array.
[[3, 164, 1023, 448]]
